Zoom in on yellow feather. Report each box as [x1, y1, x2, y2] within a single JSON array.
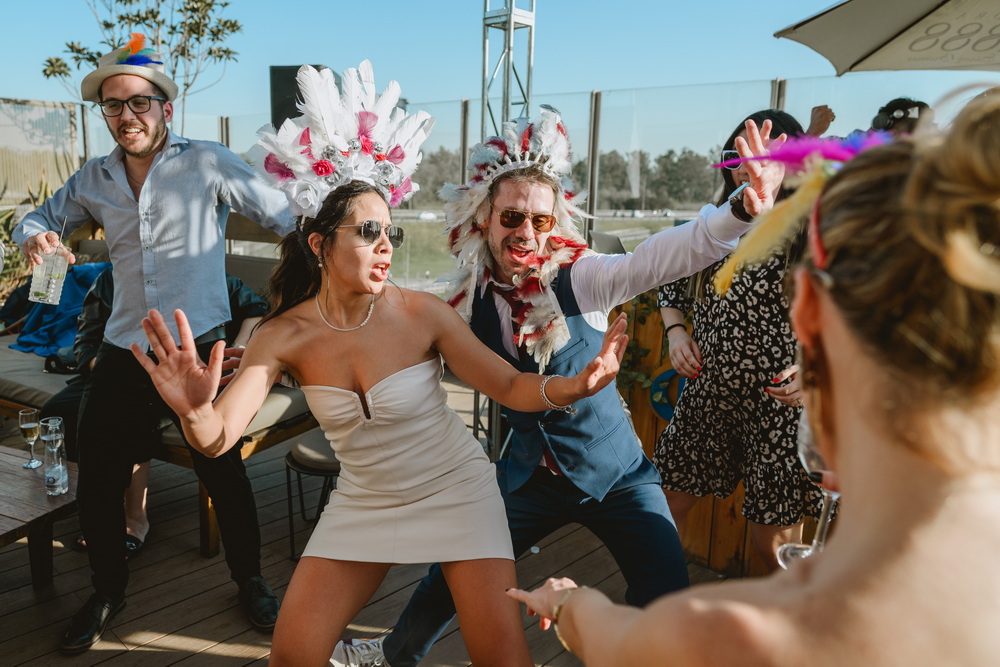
[[713, 163, 828, 296]]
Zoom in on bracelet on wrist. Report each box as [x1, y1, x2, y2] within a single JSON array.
[[664, 322, 687, 336], [540, 375, 578, 414], [552, 586, 587, 652]]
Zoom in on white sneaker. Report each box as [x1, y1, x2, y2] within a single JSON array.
[[330, 637, 386, 667]]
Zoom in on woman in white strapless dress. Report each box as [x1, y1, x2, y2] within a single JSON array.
[[133, 181, 627, 666]]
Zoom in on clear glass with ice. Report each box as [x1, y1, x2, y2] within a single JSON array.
[[29, 245, 69, 305]]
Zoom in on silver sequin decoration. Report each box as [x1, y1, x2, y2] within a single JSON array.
[[376, 160, 396, 184]]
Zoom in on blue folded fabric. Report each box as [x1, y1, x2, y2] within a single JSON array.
[[11, 262, 111, 357]]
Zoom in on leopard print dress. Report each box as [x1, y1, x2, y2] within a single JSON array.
[[653, 253, 822, 525]]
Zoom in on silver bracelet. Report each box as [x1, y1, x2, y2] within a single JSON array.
[[540, 375, 578, 414]]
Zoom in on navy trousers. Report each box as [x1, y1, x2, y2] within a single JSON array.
[[76, 343, 261, 599], [383, 461, 689, 666]]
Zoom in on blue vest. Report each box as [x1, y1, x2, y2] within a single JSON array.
[[471, 266, 662, 501]]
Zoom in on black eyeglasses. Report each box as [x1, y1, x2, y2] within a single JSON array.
[[339, 219, 404, 248], [720, 149, 742, 170], [491, 206, 557, 233], [98, 95, 166, 117]]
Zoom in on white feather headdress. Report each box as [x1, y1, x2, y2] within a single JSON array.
[[442, 106, 593, 371], [250, 61, 435, 217]]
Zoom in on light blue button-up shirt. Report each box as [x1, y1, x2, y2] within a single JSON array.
[[14, 131, 296, 350]]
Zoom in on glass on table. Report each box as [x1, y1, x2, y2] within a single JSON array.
[[40, 416, 68, 496], [18, 408, 41, 469]]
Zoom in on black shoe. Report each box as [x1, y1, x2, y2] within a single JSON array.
[[238, 576, 279, 631], [59, 593, 126, 654]]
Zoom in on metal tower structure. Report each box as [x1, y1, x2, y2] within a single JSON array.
[[482, 0, 535, 138]]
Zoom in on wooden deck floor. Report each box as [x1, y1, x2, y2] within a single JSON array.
[[0, 373, 719, 666]]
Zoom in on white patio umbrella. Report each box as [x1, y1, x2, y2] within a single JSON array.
[[775, 0, 1000, 75]]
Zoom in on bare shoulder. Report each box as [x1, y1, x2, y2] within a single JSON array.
[[244, 301, 316, 357], [383, 285, 457, 320], [621, 582, 803, 666]]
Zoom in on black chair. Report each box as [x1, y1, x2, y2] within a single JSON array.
[[285, 429, 341, 560]]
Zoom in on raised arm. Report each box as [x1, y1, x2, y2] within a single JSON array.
[[573, 119, 786, 312], [130, 309, 278, 457], [427, 294, 627, 412]]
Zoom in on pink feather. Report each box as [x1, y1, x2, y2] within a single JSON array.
[[714, 131, 893, 172], [385, 145, 405, 165], [390, 178, 412, 207], [299, 128, 314, 160], [357, 111, 378, 154], [264, 154, 295, 180]]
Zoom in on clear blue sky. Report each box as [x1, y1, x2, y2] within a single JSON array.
[[5, 1, 848, 107], [3, 0, 998, 155]]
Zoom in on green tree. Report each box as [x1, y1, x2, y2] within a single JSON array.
[[42, 0, 242, 134], [649, 148, 720, 208], [410, 147, 461, 209]]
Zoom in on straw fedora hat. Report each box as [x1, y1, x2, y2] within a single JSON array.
[[80, 34, 178, 103]]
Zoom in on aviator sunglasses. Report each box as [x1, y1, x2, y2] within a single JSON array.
[[491, 206, 557, 233], [720, 149, 742, 170], [339, 219, 405, 248]]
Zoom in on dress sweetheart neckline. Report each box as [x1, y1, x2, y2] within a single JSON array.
[[300, 356, 440, 397]]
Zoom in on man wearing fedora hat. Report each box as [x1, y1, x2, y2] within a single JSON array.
[[14, 35, 296, 653]]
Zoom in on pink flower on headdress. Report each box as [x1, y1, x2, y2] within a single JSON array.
[[264, 154, 294, 180], [357, 111, 378, 154], [312, 160, 335, 176]]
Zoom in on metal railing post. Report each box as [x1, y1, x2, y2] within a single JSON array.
[[586, 90, 602, 240], [218, 115, 231, 148], [460, 99, 470, 181], [770, 78, 787, 110]]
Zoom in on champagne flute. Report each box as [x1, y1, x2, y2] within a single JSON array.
[[777, 411, 839, 569], [19, 408, 42, 469]]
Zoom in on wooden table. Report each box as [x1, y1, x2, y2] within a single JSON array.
[[0, 445, 79, 588]]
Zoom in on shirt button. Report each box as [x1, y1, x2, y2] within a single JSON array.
[[146, 279, 154, 285], [143, 244, 151, 251]]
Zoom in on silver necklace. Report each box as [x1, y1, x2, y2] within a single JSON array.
[[315, 294, 376, 332]]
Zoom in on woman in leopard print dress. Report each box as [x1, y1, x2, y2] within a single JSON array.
[[654, 110, 822, 571]]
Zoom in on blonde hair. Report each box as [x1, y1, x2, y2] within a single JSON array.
[[814, 97, 1000, 467]]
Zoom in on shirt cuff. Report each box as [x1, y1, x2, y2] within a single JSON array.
[[707, 203, 754, 244]]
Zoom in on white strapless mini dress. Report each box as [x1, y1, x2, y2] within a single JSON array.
[[299, 357, 513, 563]]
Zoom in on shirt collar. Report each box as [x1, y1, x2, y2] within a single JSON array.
[[102, 129, 188, 171]]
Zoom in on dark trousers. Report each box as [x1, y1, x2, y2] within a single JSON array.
[[76, 343, 261, 600], [383, 461, 689, 666]]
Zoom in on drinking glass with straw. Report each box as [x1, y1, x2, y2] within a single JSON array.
[[28, 217, 70, 305]]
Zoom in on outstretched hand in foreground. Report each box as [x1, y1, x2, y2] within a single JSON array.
[[506, 577, 582, 631], [130, 309, 227, 419]]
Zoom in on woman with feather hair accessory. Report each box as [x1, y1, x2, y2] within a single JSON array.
[[654, 110, 825, 572], [508, 92, 1000, 667], [130, 61, 629, 666]]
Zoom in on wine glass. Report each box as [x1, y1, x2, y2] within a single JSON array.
[[777, 411, 840, 569], [18, 408, 42, 469]]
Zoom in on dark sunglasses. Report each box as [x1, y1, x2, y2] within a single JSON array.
[[720, 149, 742, 170], [98, 95, 166, 117], [492, 206, 557, 233], [339, 219, 404, 248]]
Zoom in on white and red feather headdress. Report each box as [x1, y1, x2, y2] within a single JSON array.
[[251, 61, 435, 217], [442, 106, 592, 371]]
